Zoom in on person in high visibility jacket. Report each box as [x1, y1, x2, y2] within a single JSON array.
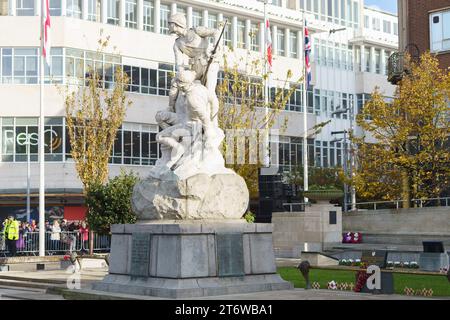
[[4, 215, 19, 257]]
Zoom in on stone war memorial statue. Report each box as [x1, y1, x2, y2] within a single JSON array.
[[93, 14, 292, 298], [132, 13, 249, 220]]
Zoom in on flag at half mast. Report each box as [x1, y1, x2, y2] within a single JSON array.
[[42, 0, 51, 66], [304, 20, 311, 89]]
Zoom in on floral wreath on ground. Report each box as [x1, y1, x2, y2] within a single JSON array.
[[342, 232, 362, 244]]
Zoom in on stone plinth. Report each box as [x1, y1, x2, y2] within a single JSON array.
[[272, 203, 342, 258], [93, 221, 292, 298]]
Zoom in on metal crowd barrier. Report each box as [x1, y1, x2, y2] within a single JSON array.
[[0, 231, 111, 257]]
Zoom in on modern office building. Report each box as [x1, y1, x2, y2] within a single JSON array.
[[0, 0, 398, 220]]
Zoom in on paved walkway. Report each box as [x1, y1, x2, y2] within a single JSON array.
[[0, 268, 446, 300]]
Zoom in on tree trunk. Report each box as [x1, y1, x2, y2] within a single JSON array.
[[401, 169, 410, 209]]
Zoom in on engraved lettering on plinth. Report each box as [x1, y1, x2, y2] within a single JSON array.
[[130, 233, 151, 277], [216, 233, 244, 277]]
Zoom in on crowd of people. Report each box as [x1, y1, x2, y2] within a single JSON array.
[[1, 216, 90, 257]]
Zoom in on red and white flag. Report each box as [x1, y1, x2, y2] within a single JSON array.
[[265, 18, 273, 70], [42, 0, 51, 66]]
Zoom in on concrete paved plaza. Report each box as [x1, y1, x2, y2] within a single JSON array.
[[0, 268, 445, 300]]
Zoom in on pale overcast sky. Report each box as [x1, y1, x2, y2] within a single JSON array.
[[364, 0, 398, 14]]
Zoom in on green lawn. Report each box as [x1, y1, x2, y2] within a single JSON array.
[[277, 267, 450, 297]]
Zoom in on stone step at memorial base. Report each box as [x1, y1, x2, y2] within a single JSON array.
[[93, 274, 292, 299]]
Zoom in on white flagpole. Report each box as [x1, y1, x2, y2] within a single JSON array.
[[302, 12, 309, 204], [263, 0, 269, 168], [39, 0, 46, 256]]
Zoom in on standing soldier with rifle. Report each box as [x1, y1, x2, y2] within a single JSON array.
[[167, 14, 227, 126]]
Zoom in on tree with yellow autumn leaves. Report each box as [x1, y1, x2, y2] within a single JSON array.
[[354, 52, 450, 207], [65, 37, 131, 191], [217, 51, 303, 199]]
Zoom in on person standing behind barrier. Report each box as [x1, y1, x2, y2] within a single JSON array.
[[30, 220, 37, 232], [4, 216, 19, 257], [16, 222, 26, 253], [50, 220, 61, 254], [1, 219, 8, 251], [66, 222, 77, 254], [79, 221, 89, 254]]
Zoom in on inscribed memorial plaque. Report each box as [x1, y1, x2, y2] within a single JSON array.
[[130, 233, 151, 277], [216, 233, 244, 277]]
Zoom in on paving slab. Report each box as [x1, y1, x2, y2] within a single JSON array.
[[61, 288, 442, 300]]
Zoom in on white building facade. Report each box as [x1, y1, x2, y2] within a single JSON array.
[[0, 0, 397, 219]]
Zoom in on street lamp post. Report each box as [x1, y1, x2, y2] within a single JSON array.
[[331, 129, 351, 213]]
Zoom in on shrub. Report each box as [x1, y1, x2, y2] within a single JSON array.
[[85, 170, 139, 234]]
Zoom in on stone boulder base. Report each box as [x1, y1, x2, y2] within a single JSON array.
[[132, 173, 249, 221]]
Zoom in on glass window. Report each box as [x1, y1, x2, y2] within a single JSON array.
[[177, 6, 186, 15], [237, 20, 245, 49], [250, 22, 260, 52], [383, 20, 391, 34], [375, 49, 381, 74], [384, 51, 389, 75], [364, 47, 370, 72], [315, 140, 322, 167], [1, 49, 13, 83], [107, 0, 119, 25], [49, 0, 62, 16], [313, 0, 319, 19], [8, 48, 39, 84], [88, 0, 100, 22], [277, 28, 285, 56], [346, 0, 352, 27], [192, 10, 202, 28], [143, 0, 154, 32], [289, 31, 298, 58], [393, 22, 398, 36], [16, 0, 34, 16], [125, 0, 137, 28], [208, 13, 217, 29], [372, 17, 380, 31], [430, 10, 450, 53], [67, 0, 82, 19], [348, 45, 353, 71], [160, 4, 170, 34], [364, 15, 369, 29], [333, 0, 339, 23], [322, 141, 328, 167], [353, 1, 359, 26], [223, 16, 232, 48]]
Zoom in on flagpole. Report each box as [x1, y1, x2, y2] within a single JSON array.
[[263, 0, 269, 167], [302, 11, 309, 204], [39, 0, 46, 257]]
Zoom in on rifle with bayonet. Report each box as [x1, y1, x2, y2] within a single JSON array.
[[201, 20, 228, 86]]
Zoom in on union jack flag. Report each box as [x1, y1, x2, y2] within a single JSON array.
[[304, 21, 311, 89]]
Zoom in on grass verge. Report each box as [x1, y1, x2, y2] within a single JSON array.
[[277, 267, 450, 297]]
